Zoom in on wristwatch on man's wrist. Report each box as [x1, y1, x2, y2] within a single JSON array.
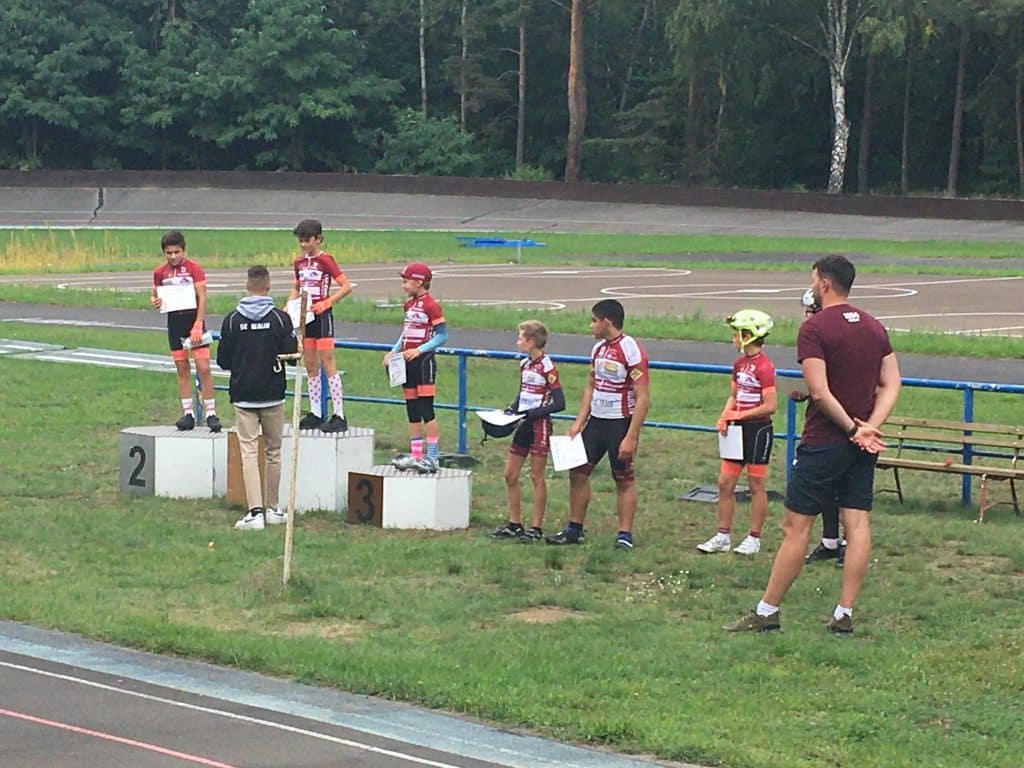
[[846, 422, 859, 438]]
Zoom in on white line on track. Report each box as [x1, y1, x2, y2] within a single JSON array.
[[0, 660, 471, 768]]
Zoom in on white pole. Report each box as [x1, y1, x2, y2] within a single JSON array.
[[282, 294, 308, 586]]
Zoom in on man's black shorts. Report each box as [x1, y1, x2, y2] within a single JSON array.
[[785, 441, 878, 515], [304, 309, 335, 339], [166, 309, 200, 351], [579, 416, 634, 481]]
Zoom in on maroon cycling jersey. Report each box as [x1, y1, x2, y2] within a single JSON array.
[[400, 293, 445, 351], [589, 333, 648, 419], [732, 351, 775, 416], [798, 303, 893, 445], [517, 354, 561, 412], [153, 258, 205, 317], [153, 258, 206, 289], [292, 252, 344, 303]]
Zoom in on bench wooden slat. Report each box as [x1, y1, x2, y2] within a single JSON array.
[[876, 458, 1024, 479], [886, 416, 1024, 436], [891, 431, 1024, 450]]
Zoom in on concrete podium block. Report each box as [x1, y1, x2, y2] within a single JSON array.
[[119, 426, 226, 499], [347, 465, 472, 530], [276, 426, 375, 513]]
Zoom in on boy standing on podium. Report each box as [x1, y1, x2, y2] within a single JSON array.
[[150, 230, 220, 432], [385, 262, 449, 473], [288, 219, 352, 432]]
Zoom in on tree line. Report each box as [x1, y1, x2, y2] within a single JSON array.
[[2, 0, 1022, 198]]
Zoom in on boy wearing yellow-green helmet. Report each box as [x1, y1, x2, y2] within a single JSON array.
[[697, 309, 777, 556]]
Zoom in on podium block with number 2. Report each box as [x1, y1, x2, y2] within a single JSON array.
[[347, 466, 471, 530]]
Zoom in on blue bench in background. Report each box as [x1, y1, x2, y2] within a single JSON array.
[[456, 236, 546, 263]]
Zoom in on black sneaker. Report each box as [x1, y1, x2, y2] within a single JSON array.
[[545, 526, 585, 545], [828, 614, 853, 634], [206, 414, 222, 433], [518, 527, 543, 543], [298, 412, 323, 430], [175, 412, 195, 431], [805, 542, 841, 564], [836, 545, 846, 568], [614, 532, 634, 550], [321, 414, 348, 433], [490, 522, 523, 539], [723, 609, 781, 633]]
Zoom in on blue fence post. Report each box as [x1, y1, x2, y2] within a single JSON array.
[[458, 353, 469, 454], [192, 371, 202, 422], [786, 395, 798, 484], [961, 387, 974, 507], [320, 368, 329, 417]]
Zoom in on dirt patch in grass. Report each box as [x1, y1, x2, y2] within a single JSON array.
[[510, 606, 589, 623]]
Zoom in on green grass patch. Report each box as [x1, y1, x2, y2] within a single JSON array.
[[2, 228, 1024, 274], [2, 325, 1023, 767]]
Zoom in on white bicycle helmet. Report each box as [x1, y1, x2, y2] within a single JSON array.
[[801, 288, 821, 314]]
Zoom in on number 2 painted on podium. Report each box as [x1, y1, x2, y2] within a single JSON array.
[[128, 445, 147, 488]]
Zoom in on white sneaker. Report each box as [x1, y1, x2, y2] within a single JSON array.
[[390, 455, 417, 471], [264, 508, 287, 525], [733, 535, 761, 555], [234, 510, 265, 531], [413, 457, 439, 474], [696, 534, 731, 553]]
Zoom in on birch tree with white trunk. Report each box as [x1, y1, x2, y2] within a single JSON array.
[[771, 1, 876, 193]]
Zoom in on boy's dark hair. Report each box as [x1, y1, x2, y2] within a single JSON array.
[[591, 299, 625, 329], [813, 254, 856, 295], [247, 264, 271, 291], [293, 219, 323, 239], [160, 230, 186, 251]]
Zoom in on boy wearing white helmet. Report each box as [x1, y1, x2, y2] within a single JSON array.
[[697, 309, 777, 556]]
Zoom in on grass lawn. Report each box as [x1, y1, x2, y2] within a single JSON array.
[[1, 322, 1022, 768]]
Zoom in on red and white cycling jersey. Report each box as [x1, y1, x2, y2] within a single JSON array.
[[153, 258, 206, 289], [293, 252, 344, 303], [732, 351, 776, 412], [400, 293, 445, 351], [589, 334, 648, 419], [517, 354, 561, 412]]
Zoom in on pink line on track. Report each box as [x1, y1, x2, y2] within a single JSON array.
[[0, 707, 240, 768]]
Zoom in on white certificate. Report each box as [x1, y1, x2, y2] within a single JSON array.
[[718, 424, 744, 460], [285, 298, 314, 329], [156, 284, 197, 313], [477, 409, 526, 428], [387, 353, 407, 387], [550, 434, 588, 472]]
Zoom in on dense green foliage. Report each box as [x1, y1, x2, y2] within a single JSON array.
[[1, 0, 1022, 196]]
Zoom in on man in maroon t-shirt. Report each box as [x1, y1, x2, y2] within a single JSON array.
[[725, 255, 901, 635]]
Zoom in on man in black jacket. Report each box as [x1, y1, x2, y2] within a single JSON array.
[[217, 265, 298, 531]]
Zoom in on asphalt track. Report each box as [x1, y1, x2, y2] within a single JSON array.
[[0, 622, 671, 768], [2, 187, 1023, 767], [3, 184, 1024, 240]]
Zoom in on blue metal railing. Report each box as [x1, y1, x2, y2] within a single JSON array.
[[204, 337, 1024, 508]]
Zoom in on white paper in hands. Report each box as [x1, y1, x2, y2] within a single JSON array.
[[156, 284, 197, 313], [386, 353, 407, 387], [550, 434, 588, 471], [718, 424, 744, 460], [285, 298, 314, 329]]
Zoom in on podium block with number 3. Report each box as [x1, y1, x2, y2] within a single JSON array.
[[347, 466, 471, 530]]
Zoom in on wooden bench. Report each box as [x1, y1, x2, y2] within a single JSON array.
[[876, 416, 1024, 522]]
